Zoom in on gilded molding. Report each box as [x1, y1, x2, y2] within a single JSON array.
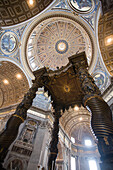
[[13, 114, 24, 122], [83, 95, 103, 106], [49, 152, 57, 155]]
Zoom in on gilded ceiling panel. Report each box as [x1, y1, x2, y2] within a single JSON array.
[[98, 11, 113, 76], [0, 61, 29, 108], [0, 0, 54, 26]]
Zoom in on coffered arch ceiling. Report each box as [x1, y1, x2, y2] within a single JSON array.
[[60, 107, 91, 137], [60, 106, 97, 146], [0, 0, 54, 27], [98, 11, 113, 76], [0, 61, 29, 109]]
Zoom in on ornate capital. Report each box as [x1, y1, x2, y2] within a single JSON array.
[[69, 51, 88, 71], [77, 67, 101, 106]]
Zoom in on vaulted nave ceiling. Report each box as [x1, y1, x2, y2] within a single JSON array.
[[0, 0, 54, 26], [60, 106, 91, 136], [59, 106, 97, 146], [98, 10, 113, 76], [0, 61, 29, 109]]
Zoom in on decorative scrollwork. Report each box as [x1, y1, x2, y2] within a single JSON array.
[[78, 68, 100, 95], [76, 67, 101, 106]]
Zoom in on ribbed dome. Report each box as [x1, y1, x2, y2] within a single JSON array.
[[27, 17, 92, 71]]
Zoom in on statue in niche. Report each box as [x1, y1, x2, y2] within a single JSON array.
[[7, 159, 23, 170], [23, 129, 33, 143], [19, 120, 37, 144]]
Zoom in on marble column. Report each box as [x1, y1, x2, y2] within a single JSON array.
[[77, 67, 113, 170]]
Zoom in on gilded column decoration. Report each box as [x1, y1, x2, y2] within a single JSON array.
[[48, 110, 61, 170], [77, 67, 101, 106], [86, 97, 113, 170], [73, 53, 113, 170], [0, 68, 45, 169]]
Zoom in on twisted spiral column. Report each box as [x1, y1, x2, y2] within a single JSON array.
[[0, 69, 45, 169], [77, 67, 113, 170], [48, 111, 61, 170]]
